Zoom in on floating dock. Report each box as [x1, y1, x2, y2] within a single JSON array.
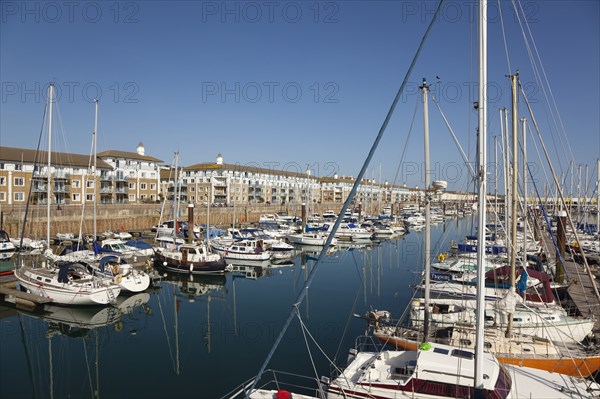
[[0, 274, 52, 308]]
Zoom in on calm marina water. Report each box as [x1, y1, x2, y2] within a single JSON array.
[[0, 218, 474, 399]]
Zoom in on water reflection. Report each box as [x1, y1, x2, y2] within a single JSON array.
[[0, 220, 476, 399]]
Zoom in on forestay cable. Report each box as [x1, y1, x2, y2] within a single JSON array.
[[247, 0, 447, 394]]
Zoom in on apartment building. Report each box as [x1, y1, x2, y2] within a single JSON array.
[[0, 143, 162, 206]]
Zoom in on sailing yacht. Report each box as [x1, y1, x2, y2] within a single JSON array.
[[14, 85, 121, 306]]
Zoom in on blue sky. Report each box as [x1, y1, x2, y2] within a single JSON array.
[[1, 1, 598, 194]]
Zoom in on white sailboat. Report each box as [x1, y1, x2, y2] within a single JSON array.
[[15, 85, 121, 306]]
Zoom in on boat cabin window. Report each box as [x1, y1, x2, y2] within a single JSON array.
[[459, 339, 472, 346], [451, 349, 474, 360], [484, 342, 492, 349], [512, 317, 523, 322], [433, 347, 449, 355]]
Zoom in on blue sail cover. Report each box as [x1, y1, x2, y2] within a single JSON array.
[[93, 241, 120, 255], [516, 269, 528, 294], [58, 263, 70, 283]]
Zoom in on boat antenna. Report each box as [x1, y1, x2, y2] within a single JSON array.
[[248, 0, 447, 394]]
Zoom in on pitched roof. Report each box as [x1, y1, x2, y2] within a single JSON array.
[[0, 146, 113, 169], [183, 162, 317, 180], [97, 150, 162, 163]]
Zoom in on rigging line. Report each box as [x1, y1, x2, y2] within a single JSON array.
[[76, 133, 96, 249], [511, 0, 572, 173], [430, 94, 477, 179], [390, 96, 419, 187], [520, 82, 600, 301], [248, 0, 447, 393], [296, 308, 345, 381], [155, 153, 177, 242], [515, 0, 576, 165], [53, 99, 73, 169], [296, 307, 323, 395], [497, 0, 512, 74], [19, 101, 47, 253]]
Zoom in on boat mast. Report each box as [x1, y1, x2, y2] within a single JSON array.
[[502, 107, 510, 241], [494, 135, 498, 224], [93, 99, 98, 241], [474, 0, 487, 391], [506, 72, 519, 338], [521, 117, 527, 260], [47, 83, 54, 252], [174, 151, 180, 235], [420, 78, 432, 341]]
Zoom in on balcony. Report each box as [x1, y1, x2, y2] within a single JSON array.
[[99, 174, 113, 182], [53, 171, 70, 180], [54, 185, 70, 193], [115, 174, 129, 182], [33, 171, 48, 179], [32, 185, 47, 192]]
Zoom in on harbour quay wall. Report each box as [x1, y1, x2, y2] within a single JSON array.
[[0, 202, 352, 238]]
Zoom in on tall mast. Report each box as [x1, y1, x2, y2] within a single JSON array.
[[174, 151, 180, 235], [502, 107, 510, 240], [93, 99, 98, 241], [494, 135, 498, 222], [47, 84, 54, 251], [521, 117, 527, 260], [506, 72, 519, 338], [474, 0, 488, 390], [420, 78, 432, 341]]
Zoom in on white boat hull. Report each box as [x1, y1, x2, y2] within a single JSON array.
[[15, 267, 121, 306]]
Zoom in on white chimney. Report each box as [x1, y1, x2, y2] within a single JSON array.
[[136, 142, 145, 156], [216, 153, 223, 165]]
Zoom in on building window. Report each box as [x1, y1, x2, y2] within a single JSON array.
[[141, 183, 147, 190], [129, 194, 136, 202], [14, 192, 24, 201], [150, 183, 156, 190], [15, 164, 22, 171], [140, 194, 147, 200], [14, 177, 24, 186], [190, 187, 195, 192], [0, 192, 5, 201], [141, 172, 146, 178], [86, 180, 94, 188], [86, 194, 94, 201], [129, 182, 136, 189], [72, 193, 80, 202], [0, 176, 5, 186], [72, 180, 81, 188]]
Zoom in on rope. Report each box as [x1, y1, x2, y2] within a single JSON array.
[[390, 97, 419, 187]]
